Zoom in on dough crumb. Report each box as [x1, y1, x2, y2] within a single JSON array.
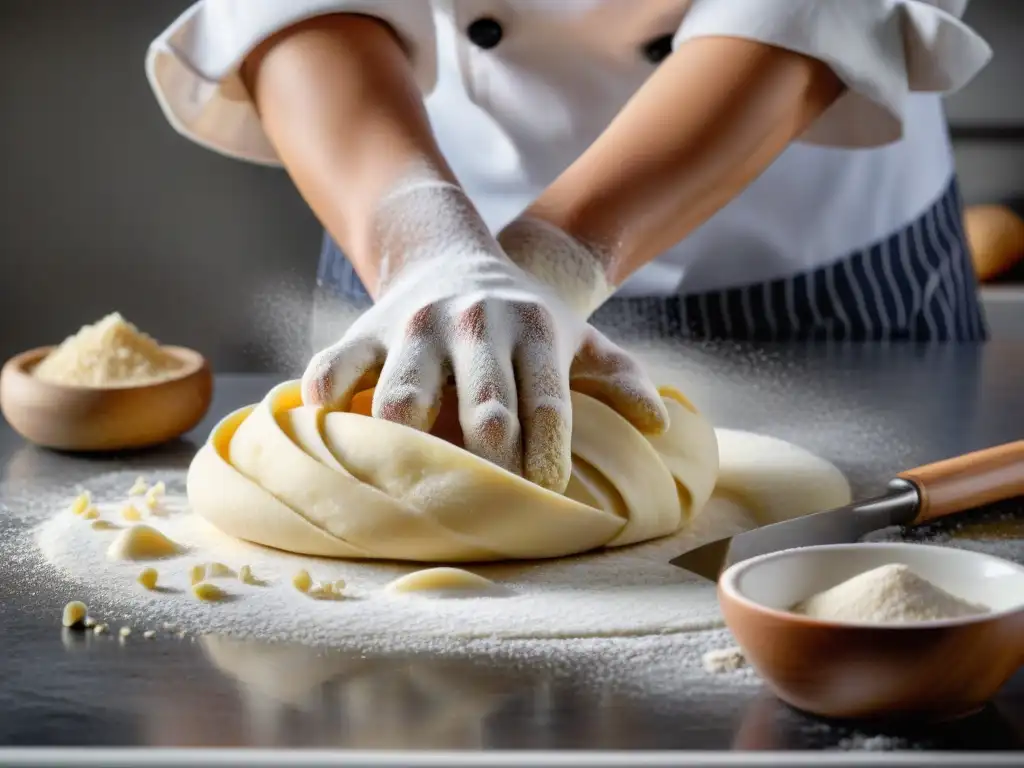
[[192, 582, 227, 602], [69, 493, 90, 515], [106, 524, 181, 561], [144, 483, 165, 512], [238, 565, 259, 585], [206, 562, 234, 578], [82, 506, 100, 520], [90, 520, 120, 531], [292, 569, 313, 593], [84, 617, 97, 629], [792, 564, 990, 624], [128, 476, 148, 496], [137, 567, 159, 590], [118, 626, 132, 639], [62, 601, 87, 628], [384, 567, 505, 597], [121, 504, 142, 522], [189, 564, 206, 586], [93, 623, 109, 635], [143, 630, 156, 640], [32, 312, 184, 387], [307, 580, 345, 600], [702, 647, 747, 674]]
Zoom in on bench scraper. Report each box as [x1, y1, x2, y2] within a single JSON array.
[[670, 440, 1024, 581]]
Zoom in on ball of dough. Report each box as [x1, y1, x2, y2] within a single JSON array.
[[186, 381, 719, 563], [964, 204, 1024, 282]]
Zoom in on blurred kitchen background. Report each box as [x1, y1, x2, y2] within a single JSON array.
[[1, 0, 1022, 373]]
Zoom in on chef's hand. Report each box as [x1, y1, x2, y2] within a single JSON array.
[[497, 217, 614, 319], [301, 178, 668, 492]]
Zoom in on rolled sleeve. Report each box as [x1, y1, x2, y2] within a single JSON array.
[[673, 0, 991, 147], [146, 0, 437, 165]]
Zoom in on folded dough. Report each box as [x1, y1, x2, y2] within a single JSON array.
[[186, 381, 719, 562]]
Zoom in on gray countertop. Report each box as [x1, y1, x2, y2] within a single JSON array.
[[1, 340, 1022, 765]]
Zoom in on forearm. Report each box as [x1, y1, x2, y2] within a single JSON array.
[[241, 14, 461, 296], [523, 36, 844, 285]]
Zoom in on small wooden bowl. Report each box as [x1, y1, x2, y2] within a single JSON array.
[[719, 543, 1024, 721], [0, 345, 213, 452]]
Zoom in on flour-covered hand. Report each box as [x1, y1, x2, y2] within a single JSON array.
[[301, 178, 668, 492], [498, 216, 615, 319]]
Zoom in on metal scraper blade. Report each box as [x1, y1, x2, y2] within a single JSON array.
[[669, 484, 920, 581]]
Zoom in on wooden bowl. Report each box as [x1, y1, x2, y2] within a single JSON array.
[[719, 543, 1024, 721], [0, 345, 213, 452]]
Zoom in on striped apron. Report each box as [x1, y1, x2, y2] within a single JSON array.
[[313, 175, 987, 343]]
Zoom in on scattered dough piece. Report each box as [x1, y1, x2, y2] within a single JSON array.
[[702, 647, 747, 674], [332, 579, 346, 595], [94, 623, 109, 635], [307, 583, 337, 600], [238, 565, 258, 585], [91, 520, 120, 531], [189, 564, 206, 586], [143, 630, 156, 640], [384, 567, 507, 597], [129, 476, 149, 496], [292, 569, 313, 593], [62, 601, 87, 628], [69, 493, 90, 515], [137, 567, 159, 590], [119, 626, 132, 639], [121, 504, 142, 522], [82, 506, 100, 520], [106, 524, 181, 561], [206, 562, 234, 578], [192, 582, 227, 602], [144, 482, 166, 510], [84, 617, 97, 629]]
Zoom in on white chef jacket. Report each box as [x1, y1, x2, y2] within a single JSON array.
[[146, 0, 991, 298]]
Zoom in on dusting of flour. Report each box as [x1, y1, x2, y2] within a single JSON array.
[[34, 470, 767, 646]]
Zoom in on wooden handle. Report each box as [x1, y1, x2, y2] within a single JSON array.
[[898, 440, 1024, 524]]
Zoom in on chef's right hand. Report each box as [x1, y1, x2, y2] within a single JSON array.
[[301, 178, 669, 493]]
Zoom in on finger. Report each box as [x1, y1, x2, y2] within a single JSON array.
[[302, 335, 384, 410], [570, 328, 669, 434], [449, 299, 522, 476], [372, 312, 446, 433], [513, 303, 572, 492]]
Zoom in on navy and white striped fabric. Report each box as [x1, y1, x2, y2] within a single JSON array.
[[316, 175, 986, 342]]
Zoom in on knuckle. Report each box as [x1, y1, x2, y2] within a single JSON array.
[[513, 301, 555, 343], [404, 304, 437, 339], [454, 300, 489, 340], [468, 402, 517, 446], [375, 391, 421, 424]]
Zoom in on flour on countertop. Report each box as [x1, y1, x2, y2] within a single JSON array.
[[793, 563, 989, 624], [2, 469, 768, 717], [29, 470, 768, 647]]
